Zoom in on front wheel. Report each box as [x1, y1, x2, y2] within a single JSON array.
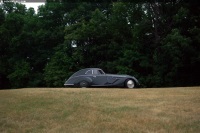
[[125, 79, 135, 88], [79, 81, 89, 88]]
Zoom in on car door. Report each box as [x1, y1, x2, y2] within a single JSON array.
[[91, 70, 108, 86], [92, 75, 108, 86]]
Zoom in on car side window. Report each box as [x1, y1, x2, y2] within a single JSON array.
[[85, 70, 93, 75], [93, 70, 98, 75], [93, 70, 104, 75], [98, 70, 104, 74]]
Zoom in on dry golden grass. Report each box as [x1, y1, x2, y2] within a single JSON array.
[[0, 87, 200, 133]]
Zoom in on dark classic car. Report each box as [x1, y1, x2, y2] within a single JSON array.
[[64, 68, 140, 88]]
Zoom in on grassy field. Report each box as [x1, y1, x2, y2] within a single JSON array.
[[0, 87, 200, 133]]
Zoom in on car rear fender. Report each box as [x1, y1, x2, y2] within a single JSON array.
[[74, 76, 93, 86]]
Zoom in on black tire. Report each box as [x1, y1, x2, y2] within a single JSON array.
[[79, 81, 89, 88], [125, 79, 135, 88]]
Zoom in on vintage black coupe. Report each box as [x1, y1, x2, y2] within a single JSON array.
[[64, 68, 140, 88]]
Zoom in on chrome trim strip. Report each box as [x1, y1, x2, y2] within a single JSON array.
[[64, 84, 74, 86]]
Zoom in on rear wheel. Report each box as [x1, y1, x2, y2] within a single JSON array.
[[79, 81, 89, 88], [125, 79, 135, 88]]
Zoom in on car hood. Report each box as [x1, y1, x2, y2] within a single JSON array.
[[106, 74, 139, 84]]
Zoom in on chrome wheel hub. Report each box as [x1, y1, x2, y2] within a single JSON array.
[[127, 80, 135, 88]]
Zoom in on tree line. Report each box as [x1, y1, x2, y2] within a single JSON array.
[[0, 0, 200, 89]]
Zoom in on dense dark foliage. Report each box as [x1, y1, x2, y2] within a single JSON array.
[[0, 1, 200, 88]]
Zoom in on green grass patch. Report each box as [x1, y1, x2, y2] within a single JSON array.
[[0, 87, 200, 133]]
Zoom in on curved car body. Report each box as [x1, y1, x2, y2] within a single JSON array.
[[64, 68, 140, 88]]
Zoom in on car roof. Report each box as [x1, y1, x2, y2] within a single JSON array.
[[83, 68, 102, 71], [71, 68, 102, 77]]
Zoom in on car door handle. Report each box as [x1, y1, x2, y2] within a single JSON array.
[[93, 76, 96, 78]]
